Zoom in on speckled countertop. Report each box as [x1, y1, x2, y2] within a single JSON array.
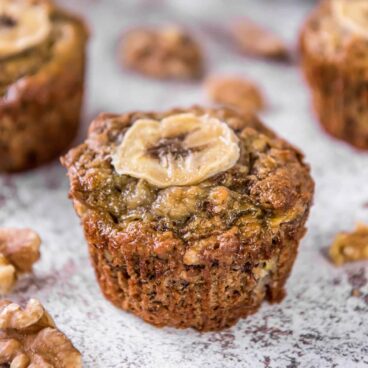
[[0, 0, 367, 367]]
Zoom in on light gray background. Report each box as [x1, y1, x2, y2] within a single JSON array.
[[0, 0, 367, 367]]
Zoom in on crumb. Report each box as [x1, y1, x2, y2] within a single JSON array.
[[351, 288, 361, 298], [120, 25, 204, 79], [205, 76, 265, 115], [329, 224, 368, 266], [231, 19, 289, 60]]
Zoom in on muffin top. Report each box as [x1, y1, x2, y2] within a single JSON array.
[[62, 107, 314, 253], [302, 0, 368, 60], [0, 0, 87, 96]]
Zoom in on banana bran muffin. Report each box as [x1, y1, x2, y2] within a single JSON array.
[[0, 0, 88, 172], [300, 0, 368, 149], [62, 107, 314, 331]]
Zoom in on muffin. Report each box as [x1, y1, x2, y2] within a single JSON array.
[[231, 18, 289, 60], [62, 107, 314, 331], [119, 26, 203, 79], [300, 0, 368, 149], [0, 0, 88, 172]]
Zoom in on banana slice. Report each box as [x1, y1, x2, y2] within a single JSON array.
[[332, 0, 368, 38], [0, 0, 52, 58], [112, 113, 240, 188]]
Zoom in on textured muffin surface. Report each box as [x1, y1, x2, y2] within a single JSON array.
[[300, 0, 368, 149], [62, 107, 314, 331], [0, 0, 88, 171]]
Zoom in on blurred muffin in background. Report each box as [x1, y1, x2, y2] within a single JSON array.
[[119, 26, 204, 80], [0, 0, 88, 172], [300, 0, 368, 150]]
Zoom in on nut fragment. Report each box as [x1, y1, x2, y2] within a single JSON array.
[[329, 224, 368, 266], [0, 255, 15, 295], [205, 76, 265, 115], [0, 228, 41, 294], [231, 19, 289, 60], [0, 299, 82, 367], [120, 26, 204, 79]]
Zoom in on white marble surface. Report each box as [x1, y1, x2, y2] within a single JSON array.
[[1, 0, 368, 367]]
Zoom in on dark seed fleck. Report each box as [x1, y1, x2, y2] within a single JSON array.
[[146, 133, 206, 161], [0, 14, 17, 28]]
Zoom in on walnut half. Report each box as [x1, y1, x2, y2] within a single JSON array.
[[231, 19, 289, 60], [329, 223, 368, 266], [0, 299, 82, 368], [120, 26, 204, 79], [0, 228, 41, 294], [205, 75, 265, 115]]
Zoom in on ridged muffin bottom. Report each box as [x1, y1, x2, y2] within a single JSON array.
[[84, 210, 305, 331]]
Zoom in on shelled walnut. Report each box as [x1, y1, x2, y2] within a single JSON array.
[[205, 76, 265, 115], [120, 26, 204, 79], [0, 228, 41, 294], [0, 299, 82, 367], [231, 19, 289, 60], [329, 224, 368, 266]]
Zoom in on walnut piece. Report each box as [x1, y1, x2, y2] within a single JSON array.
[[231, 19, 289, 60], [205, 76, 265, 115], [120, 26, 204, 79], [0, 228, 41, 294], [0, 299, 82, 368], [329, 224, 368, 266]]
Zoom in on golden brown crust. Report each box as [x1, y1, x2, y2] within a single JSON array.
[[0, 7, 88, 172], [300, 0, 368, 150], [62, 106, 314, 331]]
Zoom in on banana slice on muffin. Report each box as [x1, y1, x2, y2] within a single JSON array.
[[112, 113, 240, 188], [332, 0, 368, 38], [0, 0, 52, 58]]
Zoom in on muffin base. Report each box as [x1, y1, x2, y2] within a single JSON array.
[[82, 208, 307, 331]]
